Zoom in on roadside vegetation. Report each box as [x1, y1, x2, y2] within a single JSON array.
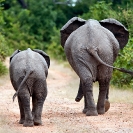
[[0, 0, 133, 88]]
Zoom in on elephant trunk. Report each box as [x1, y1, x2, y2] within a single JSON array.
[[13, 71, 33, 102]]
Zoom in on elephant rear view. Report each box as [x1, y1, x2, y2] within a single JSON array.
[[9, 48, 50, 127], [60, 17, 129, 116]]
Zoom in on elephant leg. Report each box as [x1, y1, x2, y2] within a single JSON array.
[[82, 94, 88, 114], [75, 80, 88, 114], [18, 96, 25, 124], [105, 86, 110, 112], [32, 94, 37, 120], [32, 80, 47, 125], [19, 94, 34, 127], [75, 79, 84, 102], [33, 94, 45, 125], [97, 79, 110, 114], [81, 76, 98, 116]]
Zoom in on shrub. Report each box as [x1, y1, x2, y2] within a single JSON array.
[[0, 61, 7, 76], [47, 27, 66, 61], [111, 37, 133, 88]]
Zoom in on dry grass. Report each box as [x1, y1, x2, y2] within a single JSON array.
[[109, 87, 133, 103], [54, 59, 133, 104], [92, 83, 133, 103]]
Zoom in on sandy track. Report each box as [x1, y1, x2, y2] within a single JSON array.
[[0, 58, 133, 133]]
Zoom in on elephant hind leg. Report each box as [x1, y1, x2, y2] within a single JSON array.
[[81, 76, 98, 116], [75, 80, 84, 102], [32, 80, 47, 126], [18, 96, 25, 124], [104, 99, 110, 112], [72, 61, 98, 116], [97, 79, 110, 114], [19, 94, 34, 127], [32, 93, 46, 126]]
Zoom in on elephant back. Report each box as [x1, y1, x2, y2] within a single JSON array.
[[100, 18, 129, 49], [60, 17, 86, 48], [10, 49, 50, 69]]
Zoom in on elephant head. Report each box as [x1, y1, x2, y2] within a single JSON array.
[[60, 17, 129, 49]]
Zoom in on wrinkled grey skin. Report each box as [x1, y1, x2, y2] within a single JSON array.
[[60, 17, 129, 116], [9, 48, 50, 127]]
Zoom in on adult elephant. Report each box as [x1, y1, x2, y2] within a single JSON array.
[[60, 17, 129, 116], [9, 48, 50, 127]]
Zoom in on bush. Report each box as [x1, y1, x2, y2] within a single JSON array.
[[47, 42, 66, 61], [3, 0, 57, 51], [0, 61, 7, 76], [81, 1, 116, 20], [111, 37, 133, 88], [47, 27, 66, 61], [0, 33, 9, 61]]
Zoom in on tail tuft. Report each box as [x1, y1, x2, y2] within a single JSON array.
[[119, 68, 133, 76], [13, 93, 17, 102]]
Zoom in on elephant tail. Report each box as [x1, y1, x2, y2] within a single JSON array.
[[13, 71, 33, 102], [86, 47, 133, 75], [115, 68, 133, 76], [86, 47, 117, 69]]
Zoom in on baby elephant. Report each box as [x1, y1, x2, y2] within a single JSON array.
[[9, 48, 50, 127]]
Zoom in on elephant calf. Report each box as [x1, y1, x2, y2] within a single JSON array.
[[9, 48, 50, 127]]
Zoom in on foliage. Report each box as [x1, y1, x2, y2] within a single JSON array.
[[109, 8, 133, 88], [1, 0, 133, 88], [0, 0, 9, 76], [0, 61, 7, 76], [3, 0, 57, 50], [111, 37, 133, 88], [47, 27, 66, 60], [0, 33, 9, 61], [81, 1, 117, 20]]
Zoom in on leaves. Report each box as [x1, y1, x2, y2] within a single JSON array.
[[111, 37, 133, 88], [1, 0, 133, 88]]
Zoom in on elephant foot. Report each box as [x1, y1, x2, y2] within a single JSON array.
[[23, 120, 34, 127], [75, 97, 81, 102], [34, 119, 42, 126], [86, 110, 98, 116], [104, 99, 110, 112], [75, 95, 83, 102], [82, 108, 88, 114], [19, 119, 25, 124], [97, 108, 105, 115]]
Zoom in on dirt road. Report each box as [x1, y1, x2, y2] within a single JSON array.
[[0, 58, 133, 133]]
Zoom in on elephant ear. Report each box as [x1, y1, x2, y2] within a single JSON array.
[[100, 18, 129, 49], [33, 49, 50, 68], [10, 49, 21, 62], [60, 17, 86, 48]]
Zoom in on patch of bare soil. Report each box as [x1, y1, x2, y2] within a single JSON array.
[[0, 58, 133, 133]]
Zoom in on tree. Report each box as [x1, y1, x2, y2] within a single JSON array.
[[17, 0, 27, 8]]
